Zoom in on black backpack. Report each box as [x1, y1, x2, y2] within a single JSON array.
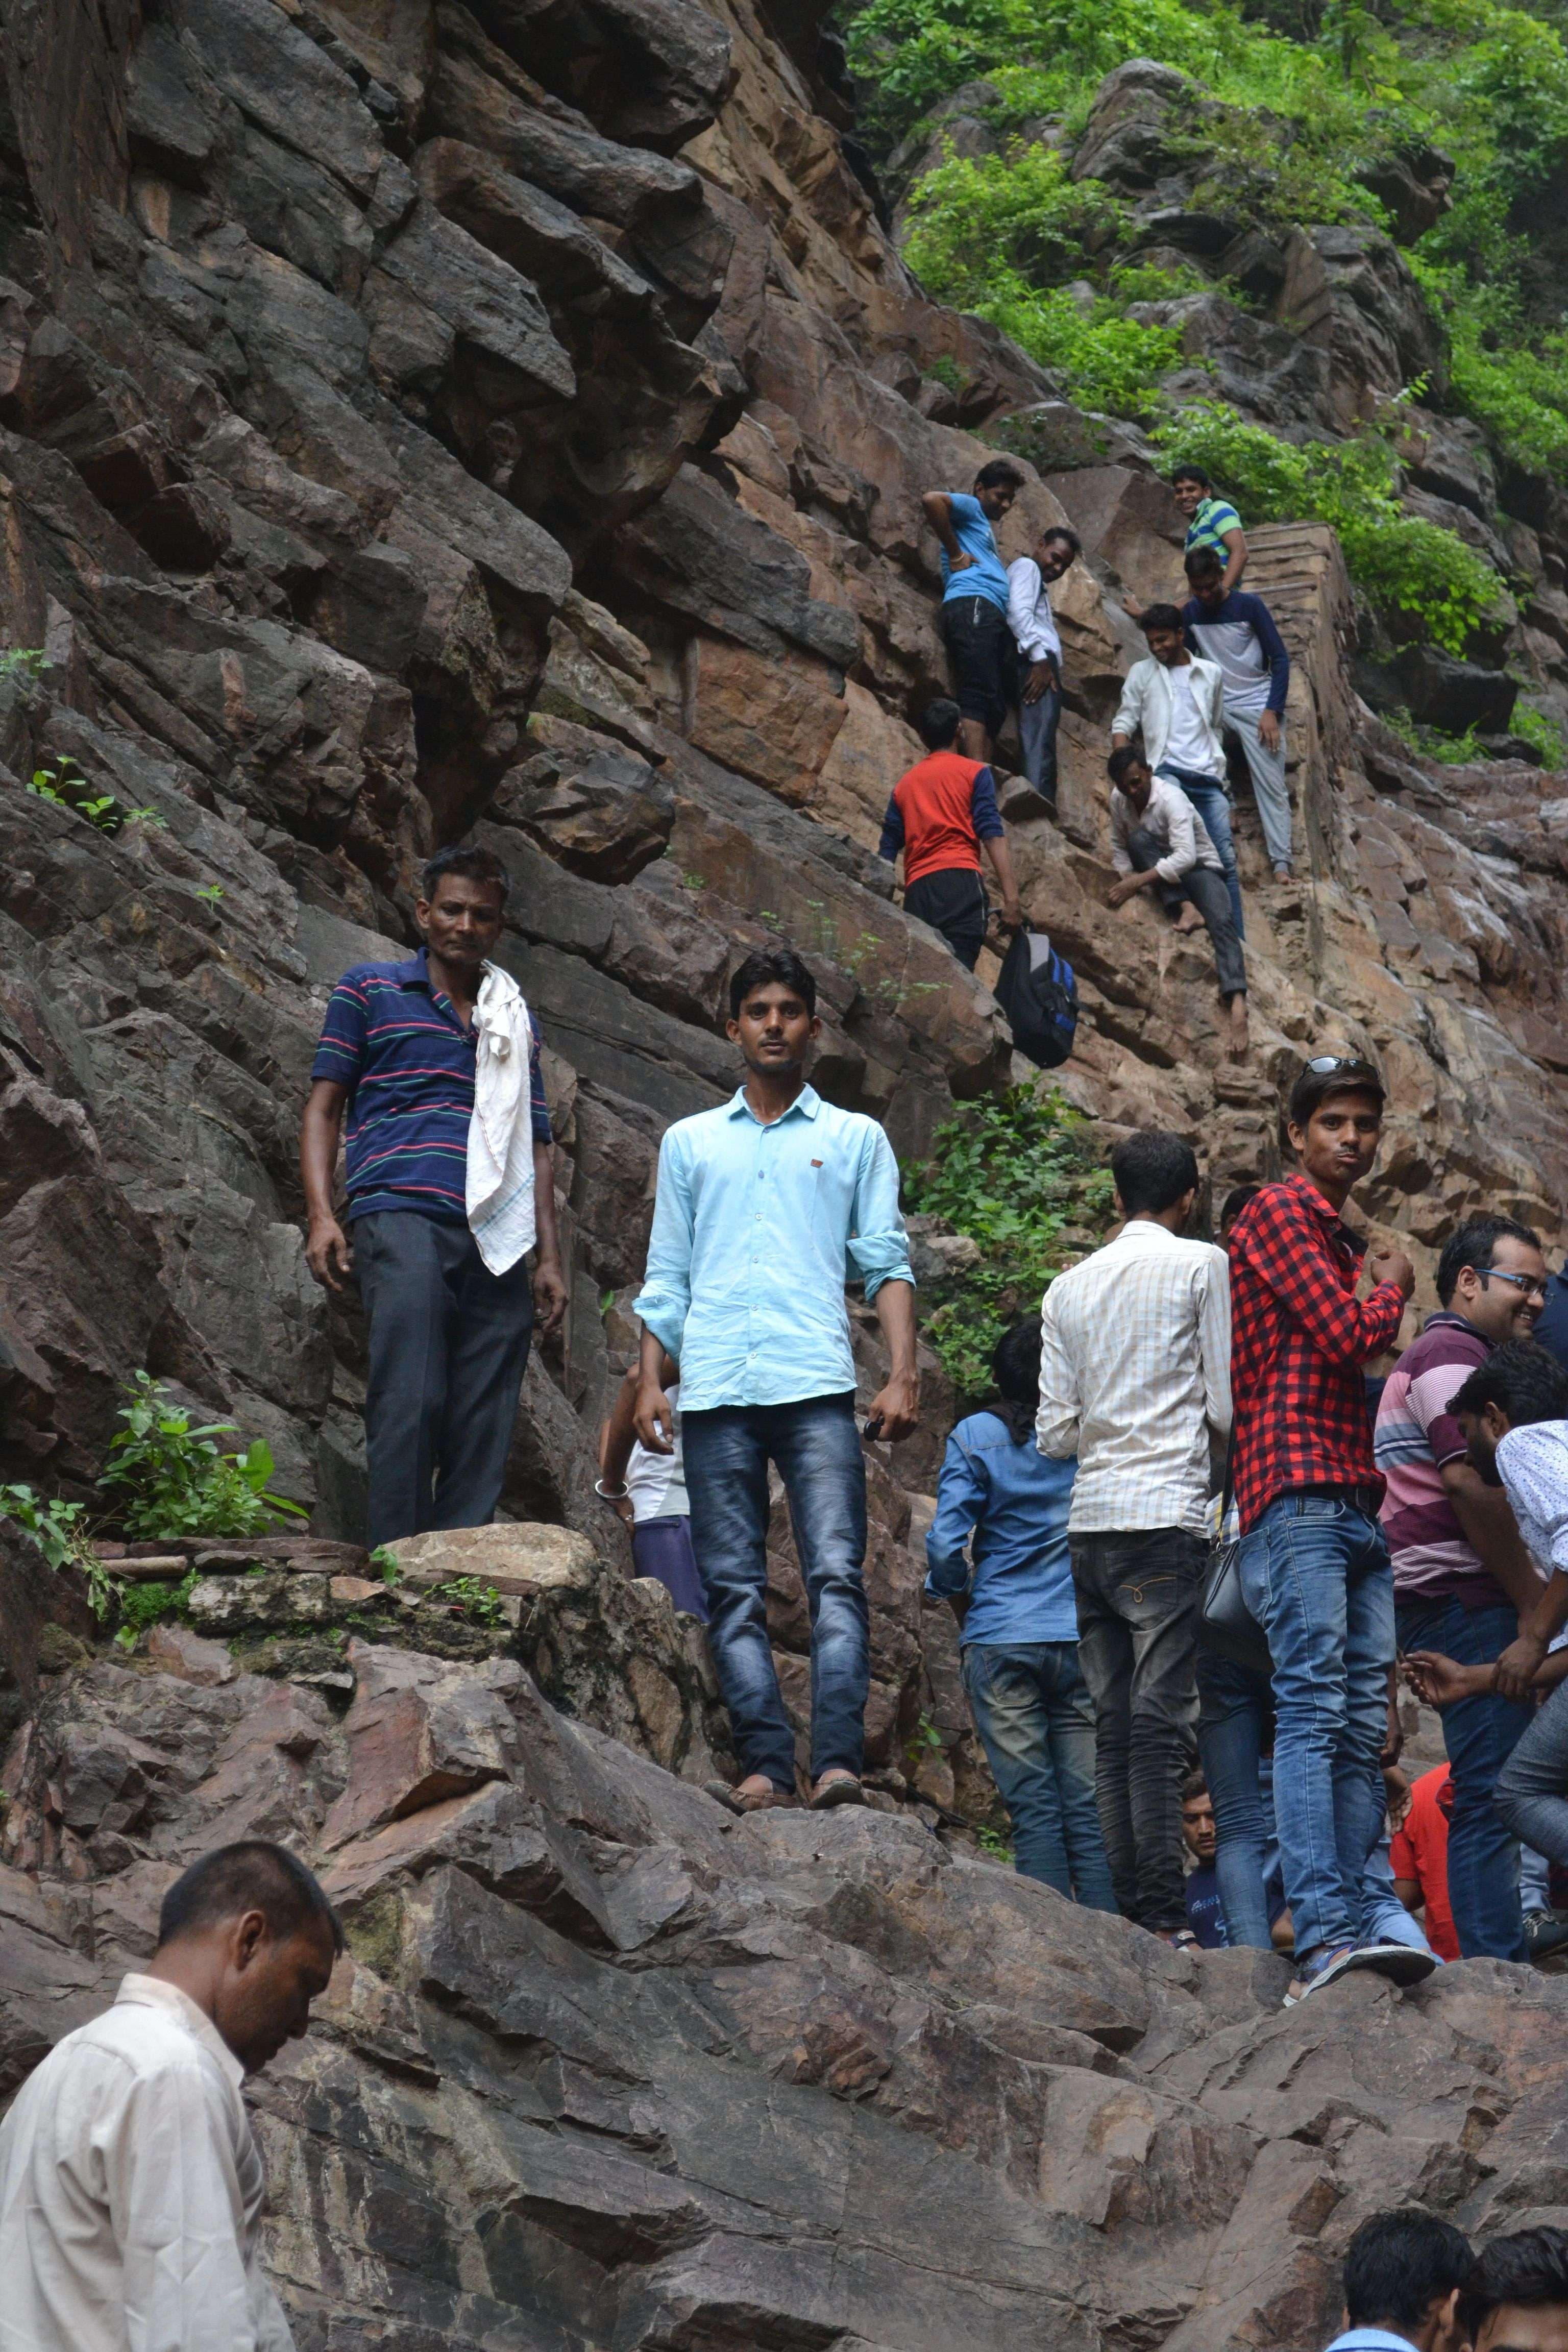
[[995, 928, 1078, 1069]]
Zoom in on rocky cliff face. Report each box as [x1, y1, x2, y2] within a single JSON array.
[[3, 3, 1568, 2343]]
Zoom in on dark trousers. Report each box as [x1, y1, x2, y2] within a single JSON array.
[[941, 594, 1012, 737], [904, 866, 989, 970], [1070, 1526, 1204, 1930], [1126, 825, 1246, 1000], [1018, 679, 1062, 804], [354, 1209, 533, 1547], [682, 1393, 869, 1788], [1397, 1595, 1531, 1960]]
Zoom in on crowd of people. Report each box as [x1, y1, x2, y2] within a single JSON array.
[[881, 456, 1294, 1060]]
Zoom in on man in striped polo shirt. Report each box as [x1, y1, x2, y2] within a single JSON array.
[[300, 844, 567, 1544]]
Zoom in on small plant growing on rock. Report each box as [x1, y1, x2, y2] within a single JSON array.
[[427, 1575, 508, 1625], [99, 1371, 307, 1539], [0, 1482, 120, 1621]]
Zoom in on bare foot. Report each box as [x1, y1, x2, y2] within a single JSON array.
[[1226, 994, 1250, 1062], [1172, 905, 1206, 935]]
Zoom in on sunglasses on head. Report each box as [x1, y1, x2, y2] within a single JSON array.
[[1304, 1055, 1381, 1080]]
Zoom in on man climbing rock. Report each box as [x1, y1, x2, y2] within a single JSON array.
[[878, 697, 1024, 968], [922, 458, 1026, 763], [300, 844, 568, 1546], [1106, 746, 1249, 1061], [1006, 524, 1080, 816], [1181, 546, 1295, 881]]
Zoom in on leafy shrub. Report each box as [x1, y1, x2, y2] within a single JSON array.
[[1512, 705, 1568, 769], [1152, 401, 1503, 651], [100, 1372, 308, 1540], [114, 1570, 199, 1652], [902, 1087, 1113, 1391], [427, 1575, 509, 1626], [0, 1482, 120, 1620]]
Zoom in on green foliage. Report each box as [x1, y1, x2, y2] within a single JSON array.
[[427, 1575, 508, 1626], [976, 1824, 1016, 1861], [1152, 401, 1503, 650], [100, 1371, 308, 1540], [902, 1087, 1113, 1391], [369, 1544, 402, 1584], [0, 1483, 119, 1621], [1512, 705, 1568, 768], [113, 1570, 199, 1652], [0, 646, 47, 682], [23, 759, 166, 834]]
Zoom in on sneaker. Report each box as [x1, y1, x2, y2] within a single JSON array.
[[1525, 1909, 1568, 1964]]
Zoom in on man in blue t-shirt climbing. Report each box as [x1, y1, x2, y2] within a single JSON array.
[[922, 458, 1025, 763], [1181, 546, 1295, 881]]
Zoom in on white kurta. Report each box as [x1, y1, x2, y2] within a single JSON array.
[[0, 1973, 295, 2352]]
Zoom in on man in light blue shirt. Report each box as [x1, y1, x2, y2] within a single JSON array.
[[1323, 2211, 1473, 2352], [926, 1320, 1116, 1908], [922, 458, 1024, 762], [633, 947, 918, 1814]]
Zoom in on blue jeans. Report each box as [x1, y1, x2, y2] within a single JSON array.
[[1196, 1645, 1278, 1949], [1157, 767, 1244, 940], [681, 1393, 869, 1788], [961, 1641, 1118, 1908], [1396, 1594, 1531, 1961], [1239, 1497, 1395, 1961], [1018, 682, 1062, 802]]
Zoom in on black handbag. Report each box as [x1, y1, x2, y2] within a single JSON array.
[[1200, 1467, 1273, 1678]]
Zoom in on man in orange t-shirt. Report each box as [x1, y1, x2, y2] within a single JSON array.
[[879, 699, 1024, 970], [1390, 1764, 1460, 1960]]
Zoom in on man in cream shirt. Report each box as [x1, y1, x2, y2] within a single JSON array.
[[1038, 1130, 1231, 1940], [0, 1838, 340, 2352]]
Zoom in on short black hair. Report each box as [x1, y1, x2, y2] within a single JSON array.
[[157, 1840, 344, 1955], [729, 946, 817, 1020], [1287, 1056, 1386, 1129], [1111, 1130, 1199, 1217], [1181, 1767, 1208, 1803], [1344, 2212, 1473, 2332], [1140, 602, 1185, 636], [992, 1320, 1042, 1404], [1460, 2225, 1568, 2339], [918, 698, 963, 751], [422, 842, 508, 907], [1435, 1215, 1543, 1306], [1220, 1183, 1261, 1231], [1042, 525, 1082, 557], [1107, 745, 1146, 785], [974, 458, 1024, 492], [1171, 461, 1212, 487], [1184, 546, 1224, 580], [1451, 1338, 1568, 1430]]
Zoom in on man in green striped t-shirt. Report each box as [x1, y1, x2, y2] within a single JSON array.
[[1172, 462, 1247, 592]]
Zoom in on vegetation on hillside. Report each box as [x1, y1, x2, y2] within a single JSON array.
[[841, 0, 1568, 662]]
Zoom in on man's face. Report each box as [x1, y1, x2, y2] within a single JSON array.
[[976, 478, 1017, 521], [1182, 1792, 1216, 1864], [1038, 535, 1074, 582], [1172, 477, 1205, 517], [1454, 1236, 1549, 1343], [1145, 624, 1185, 667], [213, 1913, 338, 2075], [1477, 2304, 1568, 2352], [727, 983, 819, 1077], [417, 875, 505, 972], [1118, 761, 1153, 815], [1287, 1089, 1384, 1191], [1189, 569, 1226, 608], [1459, 1402, 1509, 1486]]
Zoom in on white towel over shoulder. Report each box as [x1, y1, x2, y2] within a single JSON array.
[[467, 961, 537, 1275]]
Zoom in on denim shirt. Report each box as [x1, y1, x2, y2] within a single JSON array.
[[633, 1084, 913, 1413], [925, 1410, 1079, 1645]]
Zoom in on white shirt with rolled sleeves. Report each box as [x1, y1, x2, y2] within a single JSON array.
[[1005, 556, 1063, 666], [632, 1084, 913, 1412], [1112, 653, 1227, 777], [1110, 774, 1226, 886], [1037, 1218, 1232, 1536], [0, 1973, 295, 2352]]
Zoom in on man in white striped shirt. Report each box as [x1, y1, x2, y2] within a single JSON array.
[[1038, 1130, 1232, 1937]]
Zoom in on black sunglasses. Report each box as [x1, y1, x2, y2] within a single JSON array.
[[1304, 1055, 1382, 1080]]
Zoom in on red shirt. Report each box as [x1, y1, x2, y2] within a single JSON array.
[[1227, 1175, 1406, 1532], [881, 751, 1004, 885], [1389, 1767, 1458, 1960]]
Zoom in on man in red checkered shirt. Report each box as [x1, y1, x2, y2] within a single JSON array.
[[1227, 1056, 1428, 2006]]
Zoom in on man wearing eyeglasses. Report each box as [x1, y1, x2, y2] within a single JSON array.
[[1375, 1214, 1552, 1963]]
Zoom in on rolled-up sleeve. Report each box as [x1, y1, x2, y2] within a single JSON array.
[[845, 1124, 914, 1299], [111, 2061, 258, 2352], [924, 1434, 986, 1598], [632, 1129, 696, 1359]]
